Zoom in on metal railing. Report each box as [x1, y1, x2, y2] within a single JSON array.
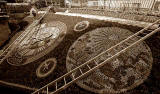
[[32, 18, 160, 94]]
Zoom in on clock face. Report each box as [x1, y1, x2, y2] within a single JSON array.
[[66, 27, 153, 94], [7, 21, 67, 66], [18, 26, 60, 57]]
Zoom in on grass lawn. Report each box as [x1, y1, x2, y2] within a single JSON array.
[[0, 13, 160, 94]]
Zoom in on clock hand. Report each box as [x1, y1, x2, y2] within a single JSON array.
[[42, 34, 53, 40], [29, 33, 54, 49], [31, 38, 44, 45], [47, 34, 53, 38]]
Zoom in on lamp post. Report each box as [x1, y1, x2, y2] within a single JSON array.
[[45, 0, 48, 6]]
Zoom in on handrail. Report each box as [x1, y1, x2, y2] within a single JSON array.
[[32, 18, 160, 94]]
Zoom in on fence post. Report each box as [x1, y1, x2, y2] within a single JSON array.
[[81, 0, 82, 8], [109, 0, 111, 9], [104, 0, 105, 9], [151, 0, 156, 11]]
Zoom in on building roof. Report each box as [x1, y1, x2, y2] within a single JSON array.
[[0, 0, 7, 3]]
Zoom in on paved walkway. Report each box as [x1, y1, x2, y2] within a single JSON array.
[[55, 12, 158, 30]]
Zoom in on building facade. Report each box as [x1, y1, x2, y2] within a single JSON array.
[[65, 0, 156, 9]]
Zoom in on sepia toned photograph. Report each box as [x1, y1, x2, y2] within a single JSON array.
[[0, 0, 160, 94]]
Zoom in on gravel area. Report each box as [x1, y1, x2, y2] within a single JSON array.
[[68, 8, 160, 23]]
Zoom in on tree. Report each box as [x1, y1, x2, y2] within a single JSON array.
[[6, 0, 16, 3], [59, 0, 65, 7]]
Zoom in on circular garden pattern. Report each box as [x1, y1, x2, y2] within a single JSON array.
[[7, 21, 67, 66], [36, 58, 57, 78], [74, 21, 90, 32], [66, 27, 153, 94]]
